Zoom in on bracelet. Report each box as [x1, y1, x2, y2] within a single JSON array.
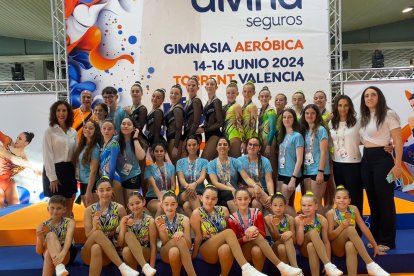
[[318, 169, 324, 173], [133, 137, 139, 141], [291, 175, 297, 179]]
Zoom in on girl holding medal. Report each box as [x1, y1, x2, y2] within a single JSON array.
[[198, 77, 224, 161], [264, 193, 299, 270], [82, 177, 139, 276], [223, 80, 243, 157], [144, 142, 176, 217], [326, 186, 389, 276], [300, 104, 330, 214], [229, 189, 303, 275], [277, 109, 304, 216], [116, 117, 146, 206], [177, 135, 208, 217], [100, 120, 123, 204], [156, 191, 197, 276], [182, 76, 203, 157], [330, 95, 363, 215], [237, 137, 274, 210], [190, 185, 267, 276], [118, 192, 157, 276], [295, 191, 343, 276], [165, 84, 184, 165], [241, 80, 258, 154], [72, 120, 101, 206], [208, 137, 260, 213], [258, 87, 278, 185]]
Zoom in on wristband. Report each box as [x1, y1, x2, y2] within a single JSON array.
[[291, 175, 297, 179], [318, 169, 324, 173], [133, 137, 139, 141]]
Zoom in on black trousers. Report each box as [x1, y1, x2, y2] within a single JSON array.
[[361, 147, 396, 248], [332, 161, 363, 214]]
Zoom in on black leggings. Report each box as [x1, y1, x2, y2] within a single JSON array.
[[361, 147, 396, 248]]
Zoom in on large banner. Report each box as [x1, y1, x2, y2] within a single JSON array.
[[344, 81, 414, 189], [66, 0, 331, 107], [0, 93, 56, 204]]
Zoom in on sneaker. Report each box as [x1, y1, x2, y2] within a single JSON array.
[[242, 264, 268, 276], [55, 264, 68, 276], [277, 262, 302, 276], [367, 262, 390, 276], [324, 263, 343, 276], [119, 262, 139, 276], [142, 263, 157, 276]]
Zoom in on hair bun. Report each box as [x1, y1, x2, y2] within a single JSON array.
[[261, 86, 269, 91], [205, 183, 216, 189], [276, 191, 283, 195], [336, 185, 345, 190], [305, 191, 314, 196], [247, 80, 255, 84], [135, 81, 142, 85], [230, 80, 238, 84]]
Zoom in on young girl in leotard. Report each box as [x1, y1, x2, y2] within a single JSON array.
[[241, 80, 258, 154], [295, 191, 343, 276], [190, 185, 266, 276], [117, 192, 157, 276], [156, 191, 196, 276], [228, 189, 302, 275], [223, 80, 243, 157], [326, 186, 389, 276]]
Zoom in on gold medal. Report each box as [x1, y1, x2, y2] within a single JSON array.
[[42, 225, 50, 233], [272, 216, 280, 225], [344, 212, 352, 219], [304, 217, 313, 225], [127, 218, 134, 226]]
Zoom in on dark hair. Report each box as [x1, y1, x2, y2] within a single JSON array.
[[409, 93, 414, 101], [102, 86, 117, 96], [96, 176, 112, 188], [23, 132, 34, 144], [258, 86, 270, 96], [360, 86, 389, 128], [300, 104, 326, 136], [335, 185, 350, 196], [203, 184, 218, 194], [187, 75, 199, 86], [331, 95, 357, 130], [49, 100, 74, 128], [277, 108, 299, 144], [235, 188, 251, 198], [151, 141, 168, 160], [49, 195, 66, 206], [246, 137, 263, 180], [118, 117, 138, 157], [128, 190, 145, 201], [227, 80, 238, 90], [271, 192, 287, 204], [171, 84, 183, 95], [131, 81, 143, 93], [155, 88, 166, 100], [314, 90, 327, 99], [216, 136, 230, 147], [73, 120, 102, 165], [185, 135, 201, 155], [162, 190, 178, 201], [95, 103, 109, 117], [276, 93, 287, 103], [293, 91, 305, 98]]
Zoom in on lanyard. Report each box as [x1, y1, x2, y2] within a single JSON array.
[[335, 123, 346, 151], [165, 214, 178, 237], [237, 209, 252, 231], [157, 164, 169, 191], [188, 157, 198, 182], [307, 130, 316, 153], [204, 207, 223, 232], [281, 133, 293, 157], [248, 157, 259, 182], [217, 158, 231, 185]]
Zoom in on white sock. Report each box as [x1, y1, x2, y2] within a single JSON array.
[[241, 263, 252, 270], [277, 262, 288, 270], [367, 262, 376, 268], [325, 262, 333, 267]]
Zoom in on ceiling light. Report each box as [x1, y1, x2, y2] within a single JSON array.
[[402, 6, 413, 13]]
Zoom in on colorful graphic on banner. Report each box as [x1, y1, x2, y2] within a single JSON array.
[[139, 0, 331, 105], [65, 0, 143, 107], [0, 93, 56, 205], [344, 81, 414, 188]]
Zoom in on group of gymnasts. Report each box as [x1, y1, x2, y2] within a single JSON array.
[[38, 76, 401, 276]]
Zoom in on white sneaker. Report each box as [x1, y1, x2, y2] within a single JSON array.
[[277, 262, 302, 276], [55, 264, 68, 276], [242, 264, 268, 276], [324, 263, 343, 276], [119, 262, 139, 276], [367, 262, 390, 276], [142, 263, 157, 276]]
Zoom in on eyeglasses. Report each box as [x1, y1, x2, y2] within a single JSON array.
[[103, 95, 115, 99], [248, 143, 260, 147]]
